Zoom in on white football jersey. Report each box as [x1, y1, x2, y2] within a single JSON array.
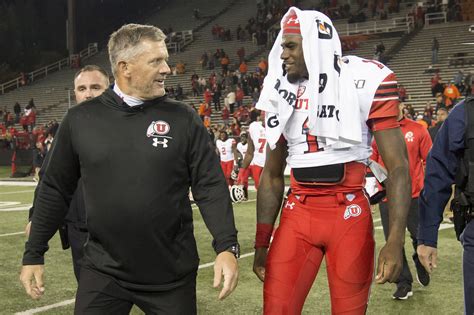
[[248, 121, 267, 167], [237, 142, 248, 159], [284, 55, 399, 168], [216, 138, 236, 162]]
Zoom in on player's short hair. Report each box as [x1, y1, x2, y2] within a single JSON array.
[[74, 65, 109, 85], [108, 23, 166, 76], [437, 107, 448, 114]]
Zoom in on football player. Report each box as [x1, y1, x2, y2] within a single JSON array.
[[215, 130, 238, 186], [253, 8, 411, 314], [241, 111, 266, 190]]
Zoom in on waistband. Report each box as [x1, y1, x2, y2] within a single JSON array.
[[289, 189, 368, 206]]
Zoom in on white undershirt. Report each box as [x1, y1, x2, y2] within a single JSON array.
[[113, 84, 144, 107]]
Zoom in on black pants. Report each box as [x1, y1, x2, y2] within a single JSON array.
[[67, 223, 88, 282], [379, 198, 419, 288], [461, 220, 474, 314], [75, 268, 197, 314]]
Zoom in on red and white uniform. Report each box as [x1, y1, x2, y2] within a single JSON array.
[[237, 142, 248, 158], [264, 56, 400, 315], [248, 121, 267, 189], [216, 138, 236, 185], [236, 142, 250, 187]]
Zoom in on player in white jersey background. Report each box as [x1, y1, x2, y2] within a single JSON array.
[[215, 130, 238, 186], [241, 111, 267, 190], [235, 132, 249, 198]]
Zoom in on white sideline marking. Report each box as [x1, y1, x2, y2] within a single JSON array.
[[0, 189, 35, 195], [0, 201, 31, 212], [15, 252, 255, 314], [15, 299, 76, 315], [0, 181, 37, 186], [0, 231, 24, 237], [375, 223, 453, 231], [0, 206, 30, 211]]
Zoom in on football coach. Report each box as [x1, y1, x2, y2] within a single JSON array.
[[20, 23, 239, 314]]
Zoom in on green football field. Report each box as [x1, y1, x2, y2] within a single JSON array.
[[0, 184, 465, 314]]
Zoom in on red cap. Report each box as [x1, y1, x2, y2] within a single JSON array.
[[282, 12, 301, 35]]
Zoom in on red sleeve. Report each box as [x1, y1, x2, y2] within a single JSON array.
[[367, 73, 400, 131], [418, 125, 433, 161]]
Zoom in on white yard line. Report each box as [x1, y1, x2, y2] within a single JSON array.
[[0, 231, 24, 237], [0, 181, 37, 186], [14, 252, 255, 314], [375, 223, 453, 231], [15, 299, 76, 315], [0, 205, 31, 211], [0, 189, 35, 195]]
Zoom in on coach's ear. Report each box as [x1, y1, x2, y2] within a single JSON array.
[[117, 61, 131, 78]]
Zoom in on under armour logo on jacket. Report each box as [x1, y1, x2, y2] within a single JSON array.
[[153, 138, 168, 148]]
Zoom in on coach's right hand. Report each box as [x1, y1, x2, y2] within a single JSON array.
[[20, 265, 45, 299], [253, 247, 268, 282]]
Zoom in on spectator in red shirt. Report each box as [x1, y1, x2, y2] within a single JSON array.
[[222, 106, 230, 126], [431, 72, 441, 96], [204, 88, 213, 105], [233, 105, 249, 125]]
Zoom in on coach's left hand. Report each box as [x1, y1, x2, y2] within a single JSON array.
[[375, 240, 403, 284], [213, 251, 239, 300]]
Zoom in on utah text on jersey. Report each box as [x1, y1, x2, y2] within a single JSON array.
[[146, 120, 173, 148]]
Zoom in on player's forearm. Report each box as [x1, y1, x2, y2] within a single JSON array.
[[256, 173, 285, 226], [385, 165, 411, 243], [241, 153, 253, 169]]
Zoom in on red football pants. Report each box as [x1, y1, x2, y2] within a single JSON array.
[[264, 191, 374, 315], [237, 167, 250, 188], [220, 160, 234, 186], [249, 164, 263, 189]]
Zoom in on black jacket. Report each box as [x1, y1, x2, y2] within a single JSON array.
[[23, 88, 237, 290]]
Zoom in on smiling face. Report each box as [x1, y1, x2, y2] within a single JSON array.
[[118, 40, 171, 100], [280, 35, 308, 83]]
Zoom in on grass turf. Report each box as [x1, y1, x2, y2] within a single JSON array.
[[0, 185, 464, 314]]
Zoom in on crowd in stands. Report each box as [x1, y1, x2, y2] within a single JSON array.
[[400, 69, 474, 134], [0, 98, 59, 155], [431, 69, 473, 105], [211, 0, 297, 47]]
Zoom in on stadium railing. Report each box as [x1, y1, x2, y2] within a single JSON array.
[[166, 30, 194, 53], [425, 12, 447, 26], [0, 43, 99, 95], [337, 16, 414, 35]]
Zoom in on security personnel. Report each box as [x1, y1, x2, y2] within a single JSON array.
[[417, 98, 474, 314]]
